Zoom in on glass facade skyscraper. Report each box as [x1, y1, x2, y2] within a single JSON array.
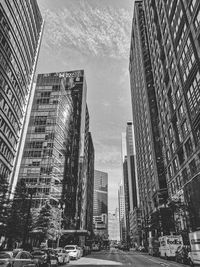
[[17, 70, 93, 232], [93, 170, 108, 217], [0, 1, 43, 185]]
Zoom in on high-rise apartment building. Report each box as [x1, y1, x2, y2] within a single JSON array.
[[93, 170, 108, 236], [129, 1, 170, 242], [0, 1, 43, 188], [142, 0, 200, 232], [18, 70, 93, 232]]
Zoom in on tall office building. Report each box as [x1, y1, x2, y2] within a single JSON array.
[[129, 1, 170, 242], [130, 0, 200, 240], [142, 0, 200, 232], [18, 70, 92, 231], [86, 132, 95, 234], [108, 209, 120, 241], [126, 122, 138, 211], [121, 133, 130, 242], [118, 181, 126, 241], [0, 1, 43, 189], [93, 170, 108, 236], [93, 170, 108, 216]]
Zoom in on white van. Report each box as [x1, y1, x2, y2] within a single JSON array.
[[188, 231, 200, 266], [159, 235, 183, 259]]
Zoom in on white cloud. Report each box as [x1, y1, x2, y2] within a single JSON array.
[[40, 1, 132, 59]]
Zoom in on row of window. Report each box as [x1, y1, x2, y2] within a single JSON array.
[[0, 93, 21, 134], [179, 37, 195, 83], [168, 137, 194, 178], [0, 137, 14, 164], [0, 8, 29, 82], [186, 71, 200, 118], [0, 159, 9, 178], [0, 115, 17, 148]]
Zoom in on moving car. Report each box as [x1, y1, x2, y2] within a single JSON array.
[[0, 250, 38, 267], [54, 248, 70, 264], [64, 245, 80, 260]]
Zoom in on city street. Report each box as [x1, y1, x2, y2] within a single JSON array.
[[67, 248, 188, 267]]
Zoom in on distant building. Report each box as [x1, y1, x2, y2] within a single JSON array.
[[126, 122, 138, 211], [123, 156, 130, 240], [93, 170, 108, 216], [118, 181, 126, 241], [93, 170, 108, 237], [108, 209, 120, 241], [0, 1, 43, 190], [86, 132, 95, 234], [93, 214, 108, 238]]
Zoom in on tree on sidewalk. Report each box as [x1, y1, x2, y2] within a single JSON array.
[[32, 201, 61, 244], [6, 180, 31, 249], [0, 174, 10, 237]]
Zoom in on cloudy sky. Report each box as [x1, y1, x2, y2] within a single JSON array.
[[36, 0, 134, 211]]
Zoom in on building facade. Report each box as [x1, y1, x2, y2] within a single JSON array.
[[93, 170, 108, 216], [126, 122, 138, 211], [118, 182, 126, 241], [17, 70, 93, 233], [93, 170, 108, 236], [86, 132, 95, 234], [129, 1, 171, 244], [143, 0, 200, 233], [0, 1, 43, 189], [108, 209, 120, 241], [130, 0, 200, 242]]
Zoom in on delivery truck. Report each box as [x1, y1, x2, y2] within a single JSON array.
[[188, 230, 200, 266], [159, 235, 183, 259]]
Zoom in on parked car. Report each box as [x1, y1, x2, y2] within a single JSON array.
[[31, 250, 47, 267], [0, 250, 38, 267], [54, 248, 70, 265], [64, 245, 80, 260], [175, 245, 190, 265], [0, 251, 13, 267]]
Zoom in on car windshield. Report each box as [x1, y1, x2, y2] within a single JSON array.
[[65, 247, 75, 250]]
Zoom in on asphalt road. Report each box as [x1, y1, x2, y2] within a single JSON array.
[[67, 248, 189, 267]]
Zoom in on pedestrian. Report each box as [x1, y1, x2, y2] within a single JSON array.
[[44, 250, 51, 267]]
